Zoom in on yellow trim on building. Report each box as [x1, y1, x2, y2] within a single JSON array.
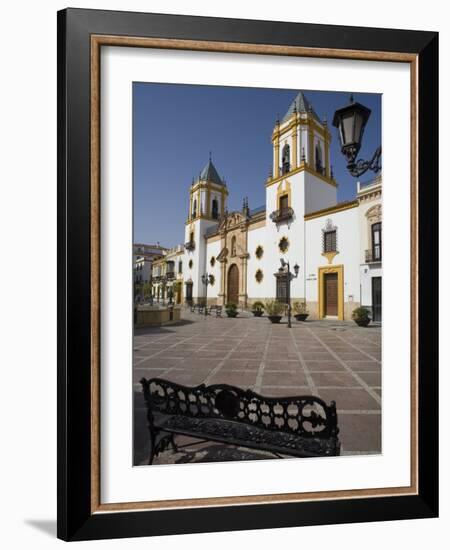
[[276, 179, 292, 209], [206, 187, 211, 217], [321, 251, 339, 264], [292, 120, 298, 169], [304, 200, 358, 221], [308, 123, 314, 167], [274, 134, 280, 178], [265, 164, 337, 189], [318, 264, 344, 320], [324, 134, 330, 178]]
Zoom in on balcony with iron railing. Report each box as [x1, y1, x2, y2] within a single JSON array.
[[365, 249, 382, 263], [184, 240, 195, 251], [270, 207, 294, 224]]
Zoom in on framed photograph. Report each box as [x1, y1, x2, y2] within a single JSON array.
[[57, 8, 438, 541]]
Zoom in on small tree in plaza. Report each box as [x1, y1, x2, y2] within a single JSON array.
[[225, 303, 239, 318], [352, 306, 371, 327], [251, 301, 265, 317], [142, 282, 152, 301], [264, 300, 284, 323]]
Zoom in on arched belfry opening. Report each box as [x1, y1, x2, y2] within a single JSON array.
[[315, 142, 323, 174], [282, 143, 290, 174], [212, 198, 219, 219]]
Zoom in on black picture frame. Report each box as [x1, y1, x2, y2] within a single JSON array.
[[57, 8, 438, 541]]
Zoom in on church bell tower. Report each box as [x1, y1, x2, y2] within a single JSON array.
[[184, 157, 228, 302]]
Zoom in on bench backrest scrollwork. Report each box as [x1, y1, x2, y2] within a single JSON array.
[[141, 377, 338, 439]]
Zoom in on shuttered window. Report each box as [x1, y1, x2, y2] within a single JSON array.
[[324, 230, 337, 252], [372, 223, 382, 261], [279, 194, 289, 212]]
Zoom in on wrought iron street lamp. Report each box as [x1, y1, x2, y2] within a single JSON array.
[[280, 258, 299, 328], [201, 273, 214, 316], [332, 95, 381, 178]]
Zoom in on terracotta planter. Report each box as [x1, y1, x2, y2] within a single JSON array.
[[268, 315, 282, 323], [354, 317, 370, 327], [252, 310, 264, 317], [294, 313, 309, 322]]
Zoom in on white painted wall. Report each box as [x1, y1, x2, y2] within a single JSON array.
[[304, 171, 338, 214], [184, 218, 219, 298], [305, 207, 360, 305], [265, 170, 306, 300], [204, 239, 222, 299], [247, 224, 268, 298], [360, 264, 382, 307]]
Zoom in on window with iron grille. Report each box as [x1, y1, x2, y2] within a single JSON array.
[[324, 230, 337, 252], [276, 275, 288, 303]]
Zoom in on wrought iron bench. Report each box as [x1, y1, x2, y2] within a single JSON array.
[[140, 377, 340, 464], [208, 305, 222, 317], [190, 303, 204, 314]]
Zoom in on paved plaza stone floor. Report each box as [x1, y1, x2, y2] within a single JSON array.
[[133, 309, 381, 465]]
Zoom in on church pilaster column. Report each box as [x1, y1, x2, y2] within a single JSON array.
[[206, 187, 211, 217], [219, 259, 227, 306], [308, 119, 314, 167], [292, 117, 298, 169], [273, 132, 280, 178], [324, 129, 330, 178], [239, 256, 248, 308]]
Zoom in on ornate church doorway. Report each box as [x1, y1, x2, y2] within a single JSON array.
[[227, 264, 239, 305]]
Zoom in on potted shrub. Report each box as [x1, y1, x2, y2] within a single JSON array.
[[352, 306, 371, 327], [225, 303, 239, 318], [293, 301, 309, 321], [251, 301, 265, 317], [264, 300, 284, 323]]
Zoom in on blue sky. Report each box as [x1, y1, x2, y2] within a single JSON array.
[[133, 83, 381, 247]]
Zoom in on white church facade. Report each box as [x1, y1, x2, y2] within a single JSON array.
[[151, 91, 382, 321]]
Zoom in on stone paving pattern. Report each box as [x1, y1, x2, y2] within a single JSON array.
[[133, 310, 381, 465]]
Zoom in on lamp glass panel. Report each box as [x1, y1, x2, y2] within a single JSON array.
[[353, 111, 365, 145], [342, 112, 355, 145]]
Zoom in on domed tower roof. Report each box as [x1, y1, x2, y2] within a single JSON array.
[[199, 159, 226, 186], [282, 91, 321, 123]]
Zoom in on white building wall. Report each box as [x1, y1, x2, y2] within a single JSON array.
[[204, 239, 221, 300], [360, 264, 382, 307], [305, 207, 360, 316], [357, 189, 382, 310], [184, 218, 219, 299], [304, 172, 338, 214], [247, 224, 267, 299], [265, 170, 306, 301]]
